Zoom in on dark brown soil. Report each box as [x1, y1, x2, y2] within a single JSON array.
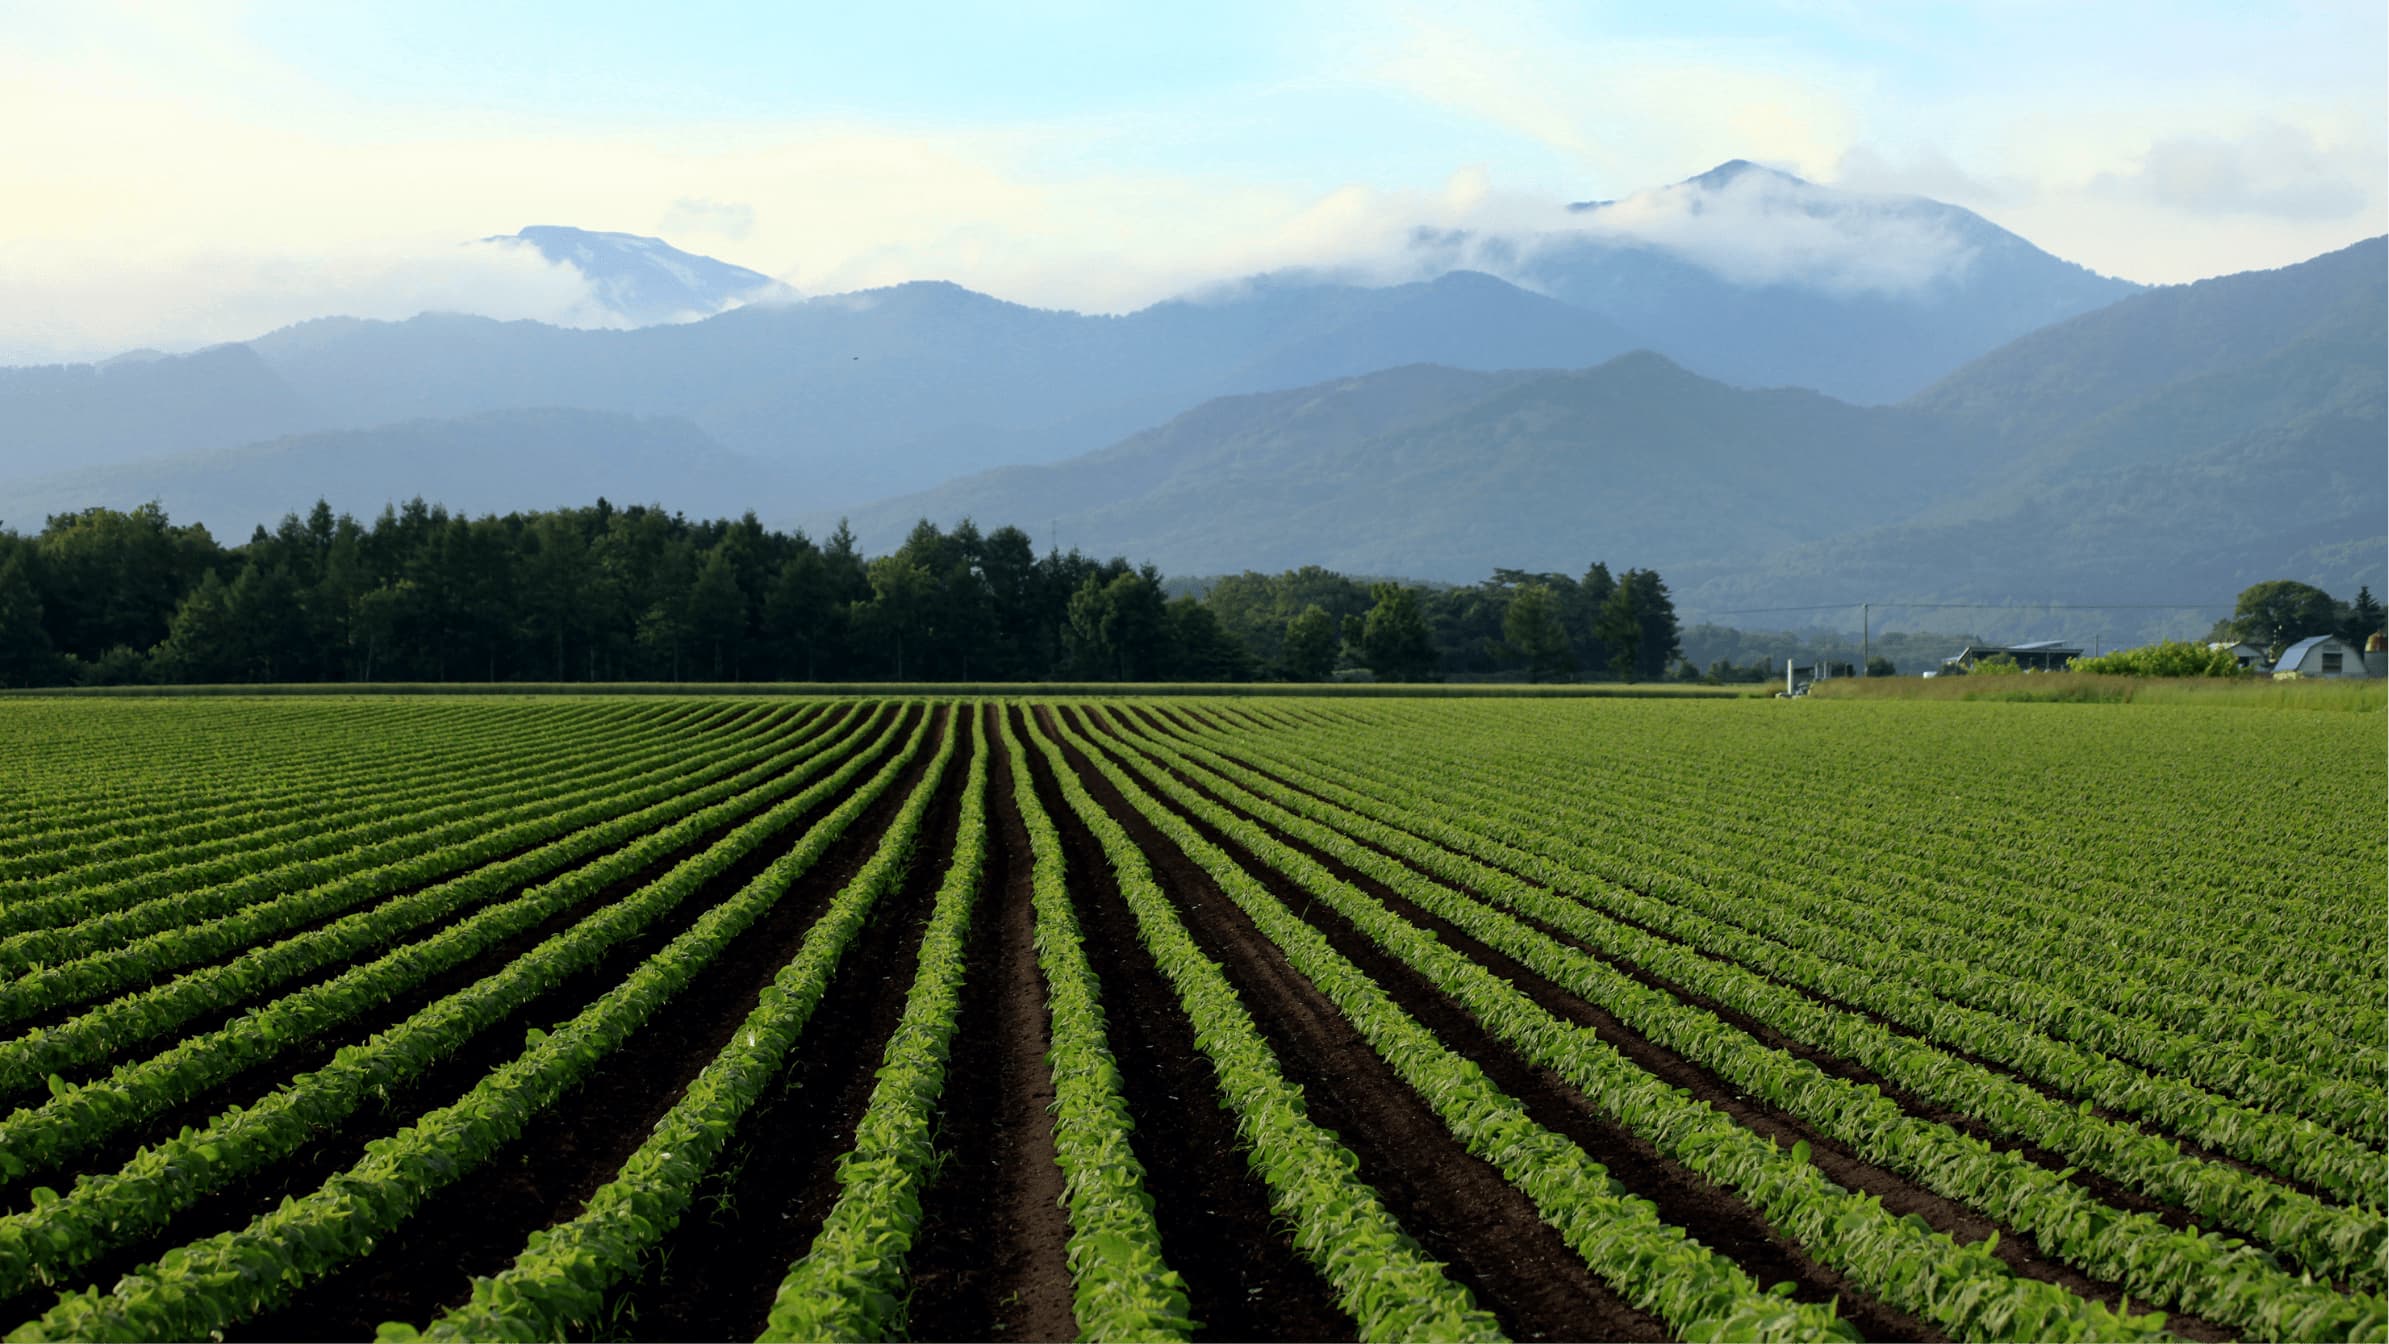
[[1018, 707, 1354, 1343], [1143, 704, 2330, 1294], [13, 706, 869, 1208], [903, 705, 1079, 1343], [614, 708, 969, 1343], [1048, 708, 1667, 1343], [7, 713, 762, 1043], [218, 705, 942, 1343], [1100, 708, 2235, 1342], [1154, 704, 2353, 1210]]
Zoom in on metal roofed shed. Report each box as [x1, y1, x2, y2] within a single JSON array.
[[2273, 634, 2376, 678], [1944, 640, 2084, 672]]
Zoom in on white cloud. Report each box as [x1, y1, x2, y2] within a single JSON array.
[[661, 197, 759, 242], [1554, 167, 1981, 294], [0, 242, 622, 365], [2091, 123, 2373, 221], [1830, 144, 2022, 209], [1348, 3, 1867, 190]]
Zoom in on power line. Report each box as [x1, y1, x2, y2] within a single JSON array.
[[1703, 600, 2226, 616]]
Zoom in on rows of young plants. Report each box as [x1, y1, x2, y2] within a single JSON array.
[[0, 705, 860, 1160], [8, 706, 937, 1340], [0, 701, 656, 887], [402, 703, 969, 1341], [1162, 704, 2386, 1204], [1308, 699, 2384, 1002], [0, 701, 700, 908], [0, 706, 821, 1030], [0, 706, 907, 1305], [1329, 699, 2384, 1029], [1148, 709, 2388, 1277], [1116, 698, 2383, 1342], [0, 708, 760, 974], [1019, 710, 1510, 1342], [0, 701, 624, 852], [0, 705, 829, 1102], [1087, 708, 2382, 1339], [0, 702, 731, 930], [1047, 709, 1863, 1342], [0, 693, 2377, 1343], [1209, 700, 2385, 1119], [1061, 707, 2181, 1344]]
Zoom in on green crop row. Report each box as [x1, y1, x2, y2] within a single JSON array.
[[1204, 703, 2387, 1142], [0, 701, 717, 916], [1053, 710, 1856, 1342], [406, 703, 965, 1342], [3, 706, 934, 1342], [1310, 700, 2381, 1009], [0, 708, 825, 1028], [1069, 706, 2172, 1344], [0, 706, 908, 1303], [0, 708, 756, 974], [0, 700, 509, 848], [1248, 698, 2383, 1059], [1099, 708, 2385, 1343], [756, 705, 988, 1342], [1416, 704, 2389, 1105], [1448, 701, 2385, 1007], [1144, 708, 2386, 1225], [0, 701, 652, 887], [994, 705, 1195, 1342], [0, 705, 849, 1165], [0, 705, 831, 1101], [1019, 710, 1506, 1343]]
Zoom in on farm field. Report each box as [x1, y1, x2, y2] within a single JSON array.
[[0, 695, 2381, 1343]]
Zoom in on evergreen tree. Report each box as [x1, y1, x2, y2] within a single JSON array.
[[2338, 585, 2384, 648], [152, 570, 242, 684], [685, 548, 747, 679], [1502, 583, 1575, 681], [1359, 583, 1439, 681], [764, 543, 841, 680], [224, 562, 309, 681], [0, 551, 60, 688], [1281, 604, 1340, 681], [1597, 568, 1682, 681], [1167, 597, 1253, 682], [862, 554, 933, 679]]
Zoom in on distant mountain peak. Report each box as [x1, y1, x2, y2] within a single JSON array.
[[1680, 158, 1805, 189], [487, 226, 785, 326]]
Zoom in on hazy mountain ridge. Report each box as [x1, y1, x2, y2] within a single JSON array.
[[1425, 160, 2142, 403], [837, 237, 2386, 636], [2, 409, 774, 536], [2, 164, 2150, 525]]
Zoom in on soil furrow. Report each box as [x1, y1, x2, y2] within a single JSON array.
[[1051, 709, 1668, 1343], [215, 705, 939, 1343], [620, 707, 969, 1343], [1019, 707, 1353, 1343], [1102, 713, 2234, 1341], [903, 704, 1078, 1343], [29, 710, 865, 1203], [1139, 706, 2354, 1224]]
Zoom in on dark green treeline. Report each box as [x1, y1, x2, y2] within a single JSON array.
[[0, 500, 1682, 688]]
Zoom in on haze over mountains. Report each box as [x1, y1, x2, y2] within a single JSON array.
[[2, 162, 2379, 633], [839, 238, 2383, 635]]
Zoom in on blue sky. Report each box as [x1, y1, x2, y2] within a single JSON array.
[[2, 1, 2382, 357]]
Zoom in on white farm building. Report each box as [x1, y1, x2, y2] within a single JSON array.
[[2274, 635, 2373, 678]]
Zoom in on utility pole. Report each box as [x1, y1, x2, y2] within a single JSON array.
[[1861, 602, 1870, 676]]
